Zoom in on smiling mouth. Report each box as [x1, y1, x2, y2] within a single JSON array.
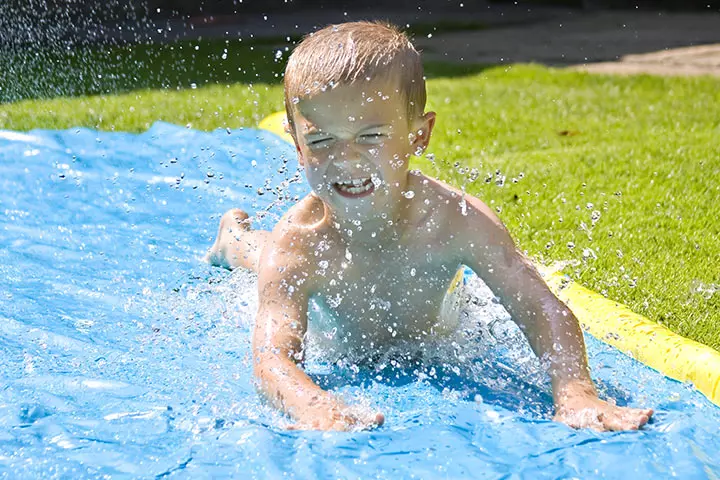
[[333, 177, 375, 198]]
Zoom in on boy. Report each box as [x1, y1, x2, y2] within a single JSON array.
[[206, 21, 653, 431]]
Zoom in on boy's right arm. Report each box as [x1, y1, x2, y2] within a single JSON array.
[[252, 245, 383, 431]]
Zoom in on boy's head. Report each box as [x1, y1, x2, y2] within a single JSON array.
[[283, 21, 435, 223], [284, 21, 426, 134]]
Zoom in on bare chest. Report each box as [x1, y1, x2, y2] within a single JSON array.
[[312, 242, 461, 344]]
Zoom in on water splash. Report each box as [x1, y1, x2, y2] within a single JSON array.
[[1, 123, 719, 477]]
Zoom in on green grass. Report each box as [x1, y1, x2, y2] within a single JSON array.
[[420, 67, 720, 349], [2, 45, 719, 350]]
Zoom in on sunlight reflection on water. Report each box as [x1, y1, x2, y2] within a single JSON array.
[[0, 123, 718, 478]]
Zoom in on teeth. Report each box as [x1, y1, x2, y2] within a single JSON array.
[[336, 178, 373, 195]]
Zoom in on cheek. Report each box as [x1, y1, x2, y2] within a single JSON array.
[[370, 141, 407, 165], [306, 163, 325, 181], [388, 153, 408, 170], [382, 143, 411, 171], [303, 150, 330, 169]]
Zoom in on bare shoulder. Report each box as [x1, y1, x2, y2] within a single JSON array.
[[257, 194, 329, 293], [408, 171, 505, 234], [408, 171, 521, 278]]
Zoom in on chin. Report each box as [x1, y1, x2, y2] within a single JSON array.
[[330, 197, 387, 222]]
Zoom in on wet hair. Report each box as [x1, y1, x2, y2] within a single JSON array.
[[283, 21, 426, 134]]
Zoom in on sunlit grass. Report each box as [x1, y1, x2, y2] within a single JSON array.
[[421, 66, 720, 350], [2, 60, 718, 350]]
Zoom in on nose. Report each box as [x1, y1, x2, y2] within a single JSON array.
[[332, 140, 363, 166]]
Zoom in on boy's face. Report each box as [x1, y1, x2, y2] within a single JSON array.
[[291, 80, 435, 224]]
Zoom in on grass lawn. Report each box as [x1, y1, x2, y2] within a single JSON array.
[[2, 38, 719, 350]]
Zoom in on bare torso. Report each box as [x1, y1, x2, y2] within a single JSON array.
[[273, 172, 466, 352]]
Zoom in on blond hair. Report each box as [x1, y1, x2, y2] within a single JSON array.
[[283, 21, 426, 133]]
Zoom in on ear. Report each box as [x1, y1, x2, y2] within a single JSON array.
[[410, 111, 436, 155], [296, 141, 305, 166]]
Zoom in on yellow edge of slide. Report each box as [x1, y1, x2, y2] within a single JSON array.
[[258, 111, 294, 144], [258, 111, 720, 407], [541, 270, 720, 407]]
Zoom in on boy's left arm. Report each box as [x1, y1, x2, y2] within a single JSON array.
[[457, 195, 653, 431]]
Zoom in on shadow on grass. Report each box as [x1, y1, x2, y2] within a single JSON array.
[[1, 36, 490, 104]]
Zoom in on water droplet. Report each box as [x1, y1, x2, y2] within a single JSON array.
[[402, 190, 415, 199]]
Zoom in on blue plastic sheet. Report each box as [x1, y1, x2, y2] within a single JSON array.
[[1, 122, 718, 478]]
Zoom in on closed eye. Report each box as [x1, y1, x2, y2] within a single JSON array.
[[306, 137, 333, 148], [357, 133, 387, 144]]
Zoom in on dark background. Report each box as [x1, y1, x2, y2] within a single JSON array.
[[3, 0, 720, 18], [1, 0, 718, 51]]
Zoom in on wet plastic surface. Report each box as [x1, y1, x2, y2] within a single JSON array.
[[1, 123, 718, 478]]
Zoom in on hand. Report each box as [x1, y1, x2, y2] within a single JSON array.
[[554, 392, 653, 432], [287, 401, 384, 432]]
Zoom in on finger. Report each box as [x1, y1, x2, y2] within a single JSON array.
[[342, 410, 384, 431], [601, 407, 653, 431], [600, 411, 634, 432], [374, 412, 385, 427], [628, 407, 653, 428], [361, 410, 384, 429], [619, 407, 653, 429]]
